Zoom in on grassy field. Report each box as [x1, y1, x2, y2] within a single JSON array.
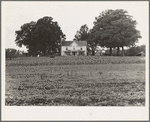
[[6, 56, 145, 66], [5, 56, 145, 106]]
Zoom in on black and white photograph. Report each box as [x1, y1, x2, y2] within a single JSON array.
[[2, 1, 149, 121]]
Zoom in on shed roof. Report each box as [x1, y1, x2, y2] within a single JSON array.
[[61, 40, 87, 46]]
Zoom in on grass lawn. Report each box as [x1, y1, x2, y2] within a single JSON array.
[[5, 56, 145, 106]]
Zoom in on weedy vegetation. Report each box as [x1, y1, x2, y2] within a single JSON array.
[[5, 56, 145, 106]]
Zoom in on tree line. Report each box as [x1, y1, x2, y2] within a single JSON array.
[[15, 9, 142, 56], [6, 48, 24, 60], [125, 45, 145, 56], [6, 44, 145, 60]]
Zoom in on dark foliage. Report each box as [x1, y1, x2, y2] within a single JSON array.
[[15, 17, 65, 56], [90, 9, 142, 56]]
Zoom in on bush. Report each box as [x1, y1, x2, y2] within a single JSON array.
[[49, 55, 55, 58], [125, 45, 145, 56], [6, 48, 23, 60]]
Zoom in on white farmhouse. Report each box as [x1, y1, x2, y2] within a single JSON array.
[[61, 40, 87, 56]]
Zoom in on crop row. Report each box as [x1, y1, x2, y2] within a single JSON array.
[[6, 56, 145, 66]]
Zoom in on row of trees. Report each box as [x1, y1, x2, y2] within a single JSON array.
[[6, 48, 24, 60], [6, 45, 145, 60], [74, 9, 142, 56], [103, 44, 145, 56], [15, 9, 141, 56]]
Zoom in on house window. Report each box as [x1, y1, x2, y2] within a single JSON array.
[[66, 47, 68, 50], [73, 46, 75, 50], [80, 47, 82, 50], [79, 52, 84, 55], [65, 52, 70, 55]]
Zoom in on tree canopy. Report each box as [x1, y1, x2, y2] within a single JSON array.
[[74, 24, 89, 41], [15, 16, 65, 56], [15, 21, 36, 48], [73, 24, 97, 55], [6, 48, 22, 60], [90, 9, 142, 56]]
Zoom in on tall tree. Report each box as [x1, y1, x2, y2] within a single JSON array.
[[74, 24, 89, 41], [74, 24, 92, 55], [87, 29, 99, 55], [33, 16, 65, 55], [15, 21, 36, 55], [91, 9, 141, 56], [74, 24, 98, 55], [15, 16, 65, 56]]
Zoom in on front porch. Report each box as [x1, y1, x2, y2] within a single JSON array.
[[64, 50, 86, 56]]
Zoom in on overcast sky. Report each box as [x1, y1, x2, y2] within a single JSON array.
[[2, 1, 149, 51]]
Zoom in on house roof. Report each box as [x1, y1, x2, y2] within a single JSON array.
[[61, 40, 87, 46], [64, 50, 72, 52], [61, 41, 72, 46]]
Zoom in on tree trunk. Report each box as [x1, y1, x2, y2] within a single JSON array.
[[117, 47, 120, 56], [122, 46, 124, 56], [92, 47, 95, 56], [110, 47, 112, 56], [42, 47, 46, 56], [92, 50, 95, 56], [58, 47, 61, 56]]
